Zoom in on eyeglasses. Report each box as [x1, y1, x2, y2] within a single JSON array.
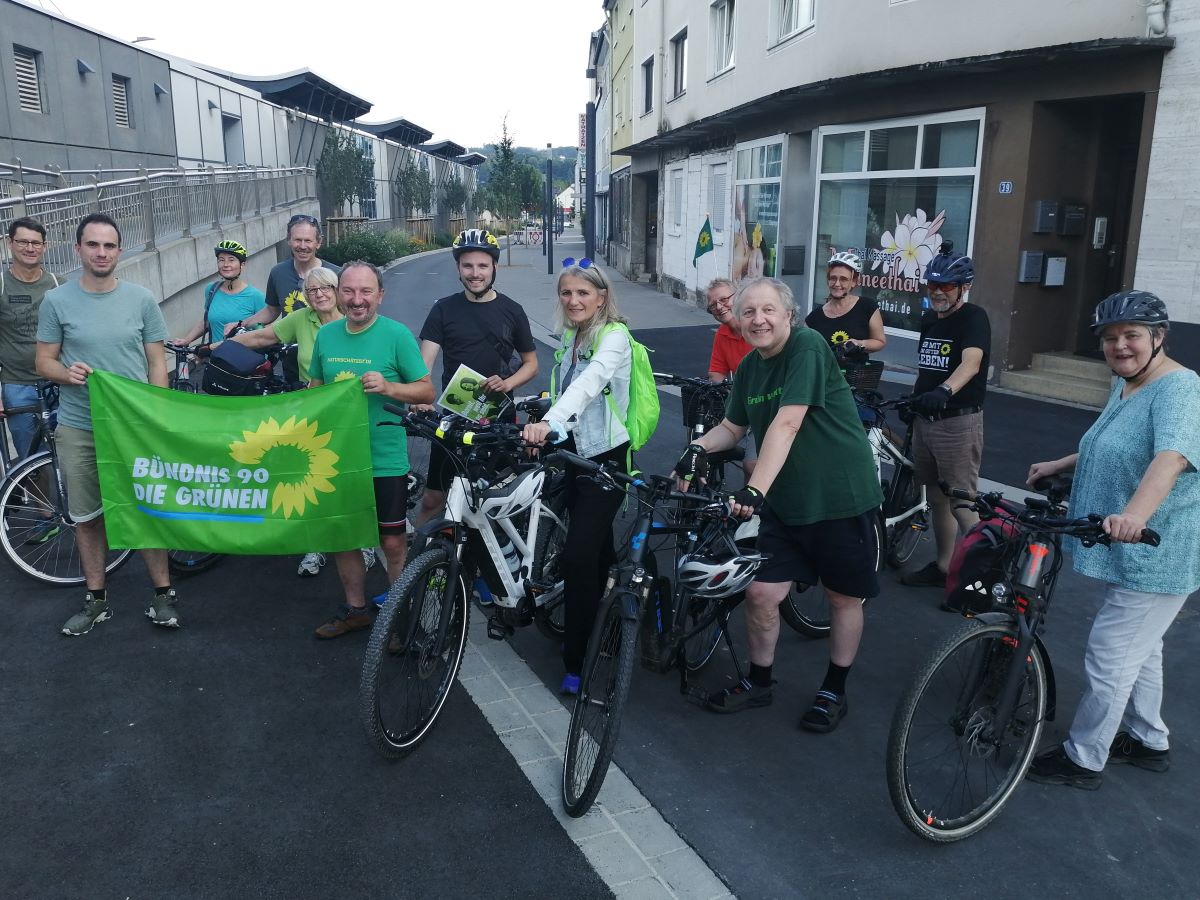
[[304, 285, 335, 296], [927, 282, 961, 295], [10, 238, 45, 249], [707, 294, 733, 314], [561, 257, 593, 269]]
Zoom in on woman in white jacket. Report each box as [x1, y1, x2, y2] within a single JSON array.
[[523, 260, 632, 694]]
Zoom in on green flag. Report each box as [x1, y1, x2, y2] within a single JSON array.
[[90, 372, 379, 553], [693, 216, 714, 267]]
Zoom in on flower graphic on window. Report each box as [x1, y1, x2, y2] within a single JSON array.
[[229, 416, 340, 518], [875, 208, 946, 280]]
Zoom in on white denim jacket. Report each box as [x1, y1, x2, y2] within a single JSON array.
[[547, 325, 631, 459]]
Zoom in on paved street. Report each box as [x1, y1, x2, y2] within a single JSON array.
[[2, 229, 1197, 898]]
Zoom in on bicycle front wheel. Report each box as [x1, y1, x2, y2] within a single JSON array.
[[681, 595, 722, 671], [167, 549, 224, 576], [562, 593, 638, 817], [533, 505, 569, 641], [781, 514, 880, 638], [886, 619, 1047, 842], [0, 455, 133, 586], [360, 545, 469, 759]]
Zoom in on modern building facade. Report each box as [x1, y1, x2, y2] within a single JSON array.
[[593, 0, 1195, 399]]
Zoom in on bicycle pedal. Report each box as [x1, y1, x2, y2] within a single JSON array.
[[486, 617, 514, 641]]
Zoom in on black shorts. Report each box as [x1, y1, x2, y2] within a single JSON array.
[[374, 475, 409, 535], [754, 506, 880, 599]]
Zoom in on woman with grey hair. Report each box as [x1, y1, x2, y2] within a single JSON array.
[[673, 276, 881, 732], [523, 259, 632, 695]]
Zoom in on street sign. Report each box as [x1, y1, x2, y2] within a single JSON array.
[[998, 181, 1014, 194]]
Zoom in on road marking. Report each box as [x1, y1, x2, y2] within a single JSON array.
[[459, 617, 734, 900]]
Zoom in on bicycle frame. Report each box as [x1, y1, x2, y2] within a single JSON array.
[[869, 425, 927, 530]]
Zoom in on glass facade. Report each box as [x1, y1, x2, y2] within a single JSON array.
[[733, 138, 784, 279]]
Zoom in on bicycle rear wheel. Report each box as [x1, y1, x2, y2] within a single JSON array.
[[781, 514, 880, 638], [681, 595, 722, 671], [360, 545, 469, 758], [167, 549, 224, 576], [0, 455, 133, 586], [886, 619, 1047, 842], [562, 592, 638, 817]]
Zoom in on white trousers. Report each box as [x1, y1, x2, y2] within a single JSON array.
[[1065, 584, 1189, 771]]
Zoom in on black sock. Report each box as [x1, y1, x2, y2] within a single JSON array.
[[749, 663, 773, 687], [154, 586, 173, 598], [820, 662, 851, 697], [89, 588, 106, 602]]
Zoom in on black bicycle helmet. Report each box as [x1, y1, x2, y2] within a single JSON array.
[[1090, 290, 1169, 333], [215, 239, 248, 262], [924, 241, 974, 285], [452, 228, 501, 262]]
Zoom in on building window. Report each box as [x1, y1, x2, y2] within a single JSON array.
[[13, 45, 46, 114], [812, 111, 984, 334], [670, 168, 684, 233], [670, 29, 687, 99], [707, 162, 728, 238], [112, 75, 133, 128], [733, 138, 784, 280], [641, 57, 654, 114], [613, 170, 631, 246], [710, 0, 736, 75], [771, 0, 815, 45]]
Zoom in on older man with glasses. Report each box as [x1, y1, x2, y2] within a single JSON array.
[[1, 217, 60, 460], [704, 277, 757, 478]]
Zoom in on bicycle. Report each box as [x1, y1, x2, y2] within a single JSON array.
[[0, 382, 135, 585], [885, 477, 1160, 842], [652, 372, 745, 490], [359, 404, 569, 759], [556, 451, 765, 817]]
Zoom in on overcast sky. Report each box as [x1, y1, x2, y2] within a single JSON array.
[[42, 0, 602, 149]]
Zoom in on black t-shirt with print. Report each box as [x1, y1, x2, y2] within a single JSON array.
[[264, 259, 341, 316], [419, 291, 536, 388], [804, 296, 880, 350], [913, 302, 991, 409]]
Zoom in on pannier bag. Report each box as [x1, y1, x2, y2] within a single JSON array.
[[202, 340, 273, 396], [943, 517, 1019, 615]]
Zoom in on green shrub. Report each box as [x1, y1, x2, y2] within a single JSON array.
[[321, 229, 395, 266], [432, 231, 454, 249]]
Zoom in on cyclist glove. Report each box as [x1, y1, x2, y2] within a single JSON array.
[[912, 384, 952, 415], [674, 444, 709, 484], [727, 485, 764, 513]]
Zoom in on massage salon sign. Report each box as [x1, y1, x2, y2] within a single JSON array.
[[90, 373, 378, 553]]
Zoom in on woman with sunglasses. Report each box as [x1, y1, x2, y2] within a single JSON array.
[[522, 258, 632, 695]]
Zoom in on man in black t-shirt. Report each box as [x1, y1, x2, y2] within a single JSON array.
[[416, 229, 537, 526], [901, 243, 991, 591]]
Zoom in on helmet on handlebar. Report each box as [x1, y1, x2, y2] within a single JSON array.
[[214, 239, 248, 262], [452, 228, 501, 262], [924, 241, 974, 285], [1090, 290, 1169, 333], [827, 251, 862, 275], [676, 549, 765, 599]]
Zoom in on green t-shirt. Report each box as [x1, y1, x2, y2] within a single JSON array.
[[309, 316, 428, 477], [270, 306, 326, 383], [37, 279, 168, 430], [727, 328, 882, 525], [0, 269, 60, 383]]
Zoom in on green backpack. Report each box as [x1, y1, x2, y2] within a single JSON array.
[[553, 322, 660, 451]]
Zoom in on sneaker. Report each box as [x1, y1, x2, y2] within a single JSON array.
[[473, 577, 495, 608], [371, 591, 389, 607], [145, 589, 181, 628], [560, 673, 581, 695], [62, 592, 112, 636], [1109, 731, 1170, 773], [705, 679, 774, 713], [314, 604, 374, 639], [1026, 745, 1102, 790], [361, 547, 377, 570], [799, 690, 848, 733], [901, 561, 946, 588], [23, 518, 61, 545], [297, 552, 326, 577]]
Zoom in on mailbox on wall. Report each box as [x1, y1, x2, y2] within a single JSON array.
[[1058, 204, 1087, 236], [1033, 201, 1060, 234]]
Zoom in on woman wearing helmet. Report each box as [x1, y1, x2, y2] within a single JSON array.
[[804, 251, 886, 355], [1024, 291, 1200, 789], [172, 240, 265, 352]]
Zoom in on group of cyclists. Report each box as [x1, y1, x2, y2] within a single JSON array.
[[3, 209, 1197, 790]]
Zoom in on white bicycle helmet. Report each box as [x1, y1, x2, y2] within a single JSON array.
[[676, 550, 765, 599], [827, 250, 862, 275]]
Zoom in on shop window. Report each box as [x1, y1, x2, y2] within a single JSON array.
[[821, 132, 864, 174], [921, 120, 980, 169], [867, 126, 917, 171], [733, 138, 784, 280]]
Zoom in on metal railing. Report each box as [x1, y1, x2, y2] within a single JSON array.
[[0, 166, 317, 276]]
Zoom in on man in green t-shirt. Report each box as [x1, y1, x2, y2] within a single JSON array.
[[308, 260, 434, 638], [674, 277, 882, 733]]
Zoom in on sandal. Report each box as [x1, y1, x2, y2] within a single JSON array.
[[799, 690, 848, 733]]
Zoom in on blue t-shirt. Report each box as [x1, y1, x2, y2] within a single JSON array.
[[206, 282, 265, 341], [1069, 369, 1200, 595]]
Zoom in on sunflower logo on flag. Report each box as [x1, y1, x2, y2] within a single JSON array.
[[229, 417, 340, 518]]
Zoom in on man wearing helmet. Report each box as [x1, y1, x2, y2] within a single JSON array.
[[901, 242, 991, 590], [415, 229, 538, 526], [172, 240, 265, 351]]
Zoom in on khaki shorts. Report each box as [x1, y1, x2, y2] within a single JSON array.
[[912, 412, 984, 495], [55, 424, 104, 523]]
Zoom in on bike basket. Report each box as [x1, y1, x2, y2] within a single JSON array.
[[842, 360, 884, 392], [680, 384, 727, 432], [201, 341, 272, 397]]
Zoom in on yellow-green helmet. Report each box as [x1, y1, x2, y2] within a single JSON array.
[[215, 239, 248, 262]]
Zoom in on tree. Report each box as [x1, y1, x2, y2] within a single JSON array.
[[315, 128, 373, 216], [441, 174, 470, 219], [488, 119, 520, 265], [394, 154, 433, 220]]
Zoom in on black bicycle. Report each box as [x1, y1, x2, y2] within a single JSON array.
[[885, 477, 1159, 842]]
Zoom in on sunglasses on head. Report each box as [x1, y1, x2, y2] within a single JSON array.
[[561, 257, 593, 269], [289, 214, 319, 226]]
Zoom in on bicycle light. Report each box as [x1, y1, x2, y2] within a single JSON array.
[[991, 582, 1012, 605]]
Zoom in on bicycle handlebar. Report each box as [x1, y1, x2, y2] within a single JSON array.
[[653, 372, 731, 390]]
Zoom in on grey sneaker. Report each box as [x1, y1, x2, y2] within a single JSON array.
[[62, 592, 112, 636], [361, 547, 377, 570], [146, 589, 181, 628], [298, 552, 326, 577]]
